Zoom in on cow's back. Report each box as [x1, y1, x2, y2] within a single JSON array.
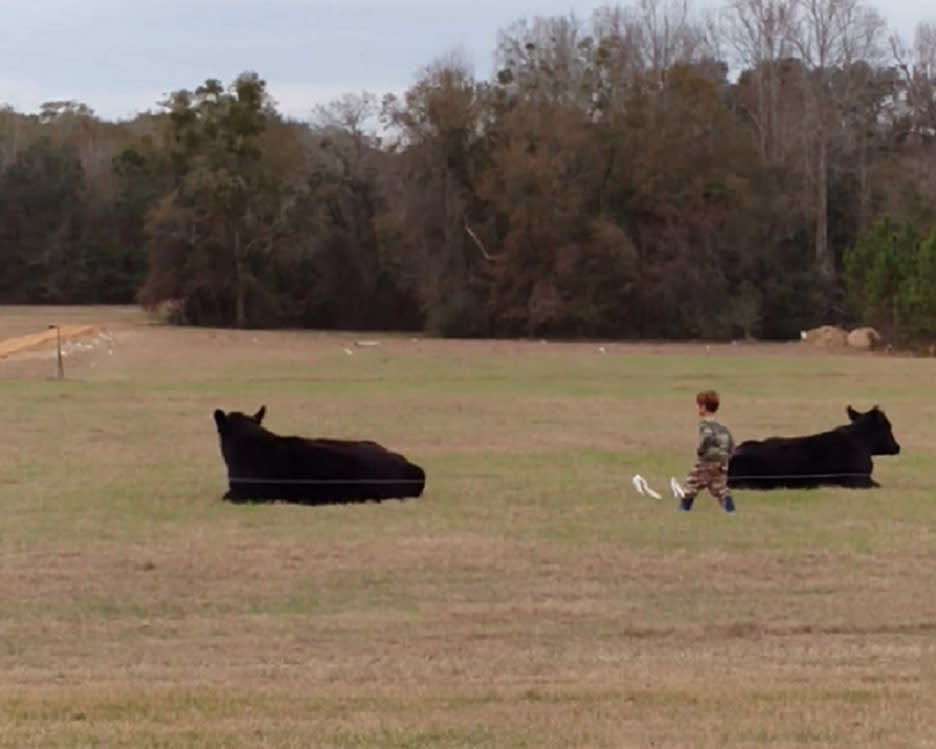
[[229, 433, 425, 503], [728, 430, 872, 489]]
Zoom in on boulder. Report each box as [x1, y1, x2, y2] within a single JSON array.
[[800, 325, 848, 348], [847, 327, 882, 351]]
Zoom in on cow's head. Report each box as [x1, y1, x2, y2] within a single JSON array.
[[846, 405, 901, 455], [213, 405, 267, 435]]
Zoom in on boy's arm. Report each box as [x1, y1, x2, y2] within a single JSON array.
[[697, 422, 716, 456]]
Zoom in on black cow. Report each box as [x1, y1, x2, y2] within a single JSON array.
[[727, 405, 900, 490], [213, 405, 426, 505]]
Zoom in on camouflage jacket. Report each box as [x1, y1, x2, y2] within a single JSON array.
[[697, 418, 735, 463]]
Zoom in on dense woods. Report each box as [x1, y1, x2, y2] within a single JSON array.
[[2, 1, 935, 342]]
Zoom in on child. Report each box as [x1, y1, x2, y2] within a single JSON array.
[[679, 389, 736, 513]]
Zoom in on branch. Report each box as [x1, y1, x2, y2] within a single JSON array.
[[464, 223, 496, 261]]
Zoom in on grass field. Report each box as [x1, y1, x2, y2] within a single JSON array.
[[0, 306, 934, 748]]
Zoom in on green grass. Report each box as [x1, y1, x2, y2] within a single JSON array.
[[0, 309, 934, 747]]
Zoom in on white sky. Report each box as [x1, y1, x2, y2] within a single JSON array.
[[0, 0, 930, 121]]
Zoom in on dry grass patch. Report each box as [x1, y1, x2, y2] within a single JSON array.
[[0, 325, 105, 360], [0, 307, 935, 747]]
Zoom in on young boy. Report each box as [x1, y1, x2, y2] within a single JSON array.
[[679, 389, 736, 513]]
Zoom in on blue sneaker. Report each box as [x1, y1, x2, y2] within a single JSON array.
[[722, 495, 736, 513], [678, 497, 694, 512]]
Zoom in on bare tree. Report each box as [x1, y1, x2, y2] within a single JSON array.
[[632, 0, 705, 79], [313, 92, 379, 145], [587, 5, 650, 123], [890, 21, 936, 140], [495, 13, 591, 112], [722, 0, 799, 163], [886, 22, 936, 221], [789, 0, 887, 278], [0, 106, 23, 170]]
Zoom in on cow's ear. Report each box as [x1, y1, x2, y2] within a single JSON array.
[[213, 409, 227, 430], [252, 405, 266, 424], [846, 405, 861, 421]]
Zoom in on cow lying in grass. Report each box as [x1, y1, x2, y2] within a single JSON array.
[[213, 405, 426, 505], [727, 405, 901, 490]]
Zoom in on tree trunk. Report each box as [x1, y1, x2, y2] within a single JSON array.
[[234, 226, 246, 328], [758, 66, 769, 162], [815, 122, 831, 278], [768, 63, 781, 164], [857, 125, 870, 229]]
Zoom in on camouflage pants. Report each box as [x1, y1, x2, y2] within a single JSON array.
[[684, 459, 730, 503]]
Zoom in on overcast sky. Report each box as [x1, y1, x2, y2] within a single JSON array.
[[1, 0, 929, 122]]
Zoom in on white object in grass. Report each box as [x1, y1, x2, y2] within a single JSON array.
[[670, 477, 686, 499], [631, 474, 662, 499]]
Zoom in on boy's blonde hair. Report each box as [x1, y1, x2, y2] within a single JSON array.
[[696, 390, 720, 413]]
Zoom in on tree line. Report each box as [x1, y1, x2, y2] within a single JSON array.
[[1, 0, 935, 342]]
